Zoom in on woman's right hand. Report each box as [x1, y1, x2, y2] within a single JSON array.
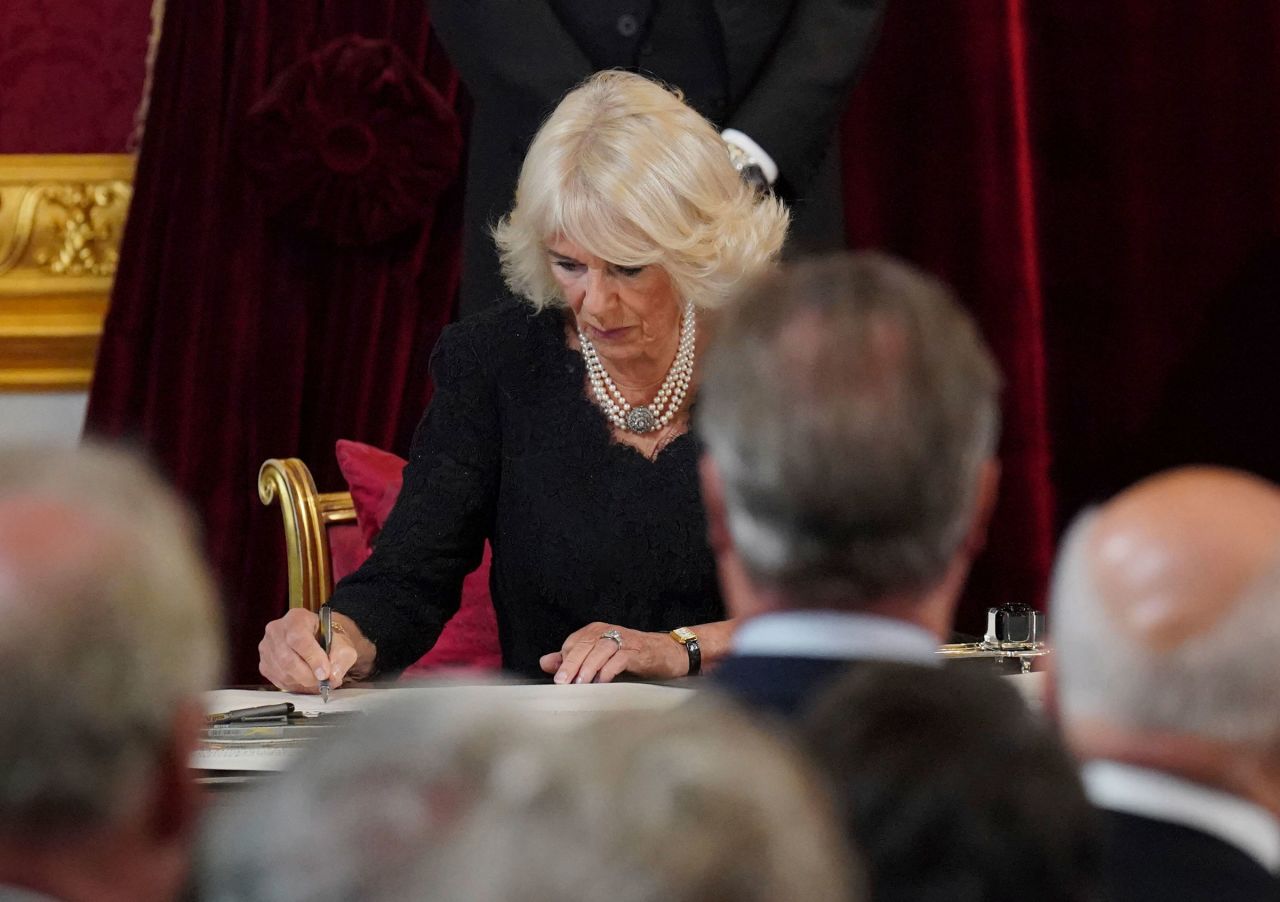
[[258, 608, 360, 693]]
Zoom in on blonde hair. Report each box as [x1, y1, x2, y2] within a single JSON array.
[[494, 71, 789, 312]]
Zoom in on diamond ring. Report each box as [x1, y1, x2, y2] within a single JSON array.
[[600, 629, 624, 649]]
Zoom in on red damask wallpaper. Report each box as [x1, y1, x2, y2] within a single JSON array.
[[0, 0, 151, 152]]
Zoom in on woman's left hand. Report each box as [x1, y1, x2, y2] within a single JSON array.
[[540, 622, 688, 684]]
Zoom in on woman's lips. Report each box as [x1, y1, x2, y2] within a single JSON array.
[[588, 324, 632, 342]]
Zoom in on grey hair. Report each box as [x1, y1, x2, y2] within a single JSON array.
[[412, 698, 859, 902], [0, 443, 224, 833], [696, 251, 1002, 606], [1052, 509, 1280, 746], [196, 694, 521, 902], [197, 695, 858, 902]]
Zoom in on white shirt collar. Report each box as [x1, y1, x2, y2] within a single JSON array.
[[0, 888, 65, 902], [731, 610, 939, 666], [1082, 759, 1280, 872]]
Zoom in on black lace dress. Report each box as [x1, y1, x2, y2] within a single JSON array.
[[328, 300, 724, 678]]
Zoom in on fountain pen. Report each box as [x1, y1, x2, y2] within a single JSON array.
[[319, 604, 332, 704]]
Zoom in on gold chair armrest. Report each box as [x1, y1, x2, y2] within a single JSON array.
[[258, 457, 354, 612]]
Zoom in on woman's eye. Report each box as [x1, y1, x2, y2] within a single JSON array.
[[615, 265, 645, 278], [553, 260, 583, 273]]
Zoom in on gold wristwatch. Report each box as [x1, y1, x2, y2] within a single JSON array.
[[669, 627, 702, 676]]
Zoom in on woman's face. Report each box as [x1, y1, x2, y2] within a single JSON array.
[[547, 236, 683, 368]]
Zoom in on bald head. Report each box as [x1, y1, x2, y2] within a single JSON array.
[[0, 444, 224, 834], [1052, 466, 1280, 750], [0, 499, 125, 624], [1086, 468, 1280, 652]]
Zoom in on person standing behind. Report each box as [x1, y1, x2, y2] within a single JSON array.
[[430, 0, 887, 316], [1051, 467, 1280, 901], [0, 445, 225, 902], [697, 251, 1003, 716]]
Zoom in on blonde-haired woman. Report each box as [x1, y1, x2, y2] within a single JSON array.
[[259, 71, 788, 690]]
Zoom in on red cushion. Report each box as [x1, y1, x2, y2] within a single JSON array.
[[328, 522, 368, 583], [404, 543, 501, 674], [333, 439, 501, 673], [334, 439, 406, 549]]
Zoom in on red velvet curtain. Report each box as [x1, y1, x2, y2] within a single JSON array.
[[88, 0, 1280, 666], [842, 1, 1053, 631], [85, 2, 465, 681], [1031, 3, 1280, 514], [844, 1, 1280, 633]]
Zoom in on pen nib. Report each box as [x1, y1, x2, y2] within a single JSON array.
[[320, 680, 330, 704]]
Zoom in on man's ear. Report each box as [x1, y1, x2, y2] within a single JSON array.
[[145, 699, 205, 843], [699, 453, 732, 556], [963, 458, 1001, 558], [699, 453, 765, 620]]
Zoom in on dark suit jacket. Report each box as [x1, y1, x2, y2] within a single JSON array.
[[712, 653, 873, 718], [430, 0, 886, 315], [1097, 809, 1280, 902]]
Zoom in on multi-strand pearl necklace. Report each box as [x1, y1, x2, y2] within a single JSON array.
[[579, 300, 696, 434]]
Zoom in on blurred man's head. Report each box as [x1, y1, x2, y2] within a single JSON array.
[[198, 695, 859, 902], [0, 444, 224, 902], [1052, 466, 1280, 809], [804, 662, 1098, 902], [697, 251, 1002, 636], [427, 701, 859, 902]]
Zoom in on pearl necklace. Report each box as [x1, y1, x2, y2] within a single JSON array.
[[579, 301, 696, 434]]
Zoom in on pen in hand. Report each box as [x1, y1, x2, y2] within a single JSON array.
[[319, 604, 332, 704]]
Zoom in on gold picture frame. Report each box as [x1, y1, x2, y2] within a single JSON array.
[[0, 154, 135, 391]]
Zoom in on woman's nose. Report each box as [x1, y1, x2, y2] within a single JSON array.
[[581, 268, 614, 314]]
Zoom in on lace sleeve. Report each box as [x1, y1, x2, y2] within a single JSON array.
[[328, 320, 499, 673]]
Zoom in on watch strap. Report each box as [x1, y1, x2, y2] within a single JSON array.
[[684, 636, 701, 676]]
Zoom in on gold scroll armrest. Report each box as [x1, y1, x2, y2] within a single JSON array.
[[258, 457, 356, 612]]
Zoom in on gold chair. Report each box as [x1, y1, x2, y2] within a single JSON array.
[[258, 457, 357, 612]]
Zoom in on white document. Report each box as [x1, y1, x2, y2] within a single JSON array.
[[204, 686, 390, 718], [197, 682, 694, 772], [389, 680, 695, 720], [191, 744, 301, 771]]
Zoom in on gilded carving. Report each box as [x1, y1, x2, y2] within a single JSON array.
[[0, 160, 132, 283], [36, 183, 129, 276], [0, 154, 134, 391]]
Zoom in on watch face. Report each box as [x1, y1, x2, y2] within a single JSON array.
[[672, 627, 696, 643]]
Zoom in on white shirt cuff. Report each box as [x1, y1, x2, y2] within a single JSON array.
[[721, 128, 779, 185]]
